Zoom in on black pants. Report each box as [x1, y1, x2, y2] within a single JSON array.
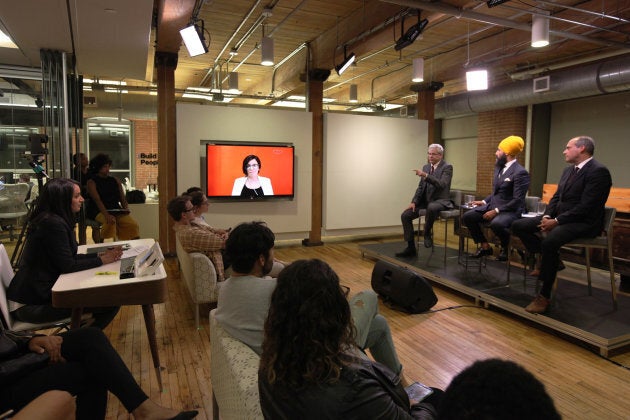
[[462, 209, 520, 249], [511, 216, 599, 298], [401, 202, 448, 243], [13, 304, 119, 330], [0, 327, 148, 419]]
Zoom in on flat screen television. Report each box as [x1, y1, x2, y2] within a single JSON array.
[[203, 141, 294, 200]]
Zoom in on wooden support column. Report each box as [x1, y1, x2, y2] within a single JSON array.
[[417, 90, 435, 144], [302, 69, 330, 247], [155, 52, 178, 255]]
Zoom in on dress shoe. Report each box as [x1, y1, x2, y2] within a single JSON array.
[[424, 236, 433, 248], [170, 411, 199, 419], [471, 247, 493, 258], [395, 247, 417, 257], [525, 294, 550, 314], [496, 249, 508, 261]]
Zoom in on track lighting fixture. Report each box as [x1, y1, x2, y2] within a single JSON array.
[[335, 46, 356, 76], [395, 10, 428, 52], [486, 0, 511, 7], [180, 20, 209, 57]]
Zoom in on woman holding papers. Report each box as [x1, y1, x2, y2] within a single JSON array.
[[7, 178, 122, 329]]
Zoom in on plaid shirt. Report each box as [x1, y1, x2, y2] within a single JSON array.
[[173, 223, 226, 281]]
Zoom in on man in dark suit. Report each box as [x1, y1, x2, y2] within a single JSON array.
[[396, 144, 453, 257], [512, 135, 612, 313], [463, 135, 530, 261]]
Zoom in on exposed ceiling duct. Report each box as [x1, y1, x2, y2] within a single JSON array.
[[434, 54, 630, 118]]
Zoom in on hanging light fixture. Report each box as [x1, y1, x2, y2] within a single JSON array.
[[349, 84, 358, 103], [335, 46, 356, 76], [228, 72, 239, 91], [412, 58, 424, 82], [531, 11, 550, 48], [466, 69, 488, 91], [261, 36, 274, 66]]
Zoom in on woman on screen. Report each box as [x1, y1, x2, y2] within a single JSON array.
[[231, 155, 274, 198]]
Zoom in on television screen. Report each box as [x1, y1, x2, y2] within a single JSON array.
[[204, 141, 294, 200]]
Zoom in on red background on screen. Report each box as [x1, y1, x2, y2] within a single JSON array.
[[206, 144, 294, 196]]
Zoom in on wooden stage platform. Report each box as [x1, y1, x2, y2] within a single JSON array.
[[359, 241, 630, 357]]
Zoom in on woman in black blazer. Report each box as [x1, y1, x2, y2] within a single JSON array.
[[7, 178, 122, 329]]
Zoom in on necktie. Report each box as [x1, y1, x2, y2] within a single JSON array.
[[429, 166, 434, 175], [566, 166, 579, 185]]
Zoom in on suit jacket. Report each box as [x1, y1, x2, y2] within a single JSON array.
[[231, 176, 274, 196], [411, 160, 454, 209], [7, 213, 102, 305], [475, 161, 530, 214], [547, 158, 612, 229]]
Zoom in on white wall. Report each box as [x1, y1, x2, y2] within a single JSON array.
[[176, 103, 312, 238], [176, 103, 428, 239], [323, 113, 427, 233]]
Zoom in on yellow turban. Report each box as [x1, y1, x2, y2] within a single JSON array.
[[498, 135, 524, 156]]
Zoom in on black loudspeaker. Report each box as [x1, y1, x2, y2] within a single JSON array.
[[371, 260, 437, 313]]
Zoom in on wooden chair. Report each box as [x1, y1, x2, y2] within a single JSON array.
[[563, 206, 617, 309]]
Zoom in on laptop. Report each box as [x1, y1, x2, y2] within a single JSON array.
[[119, 242, 164, 279]]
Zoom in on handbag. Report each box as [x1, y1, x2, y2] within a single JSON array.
[[0, 332, 50, 386]]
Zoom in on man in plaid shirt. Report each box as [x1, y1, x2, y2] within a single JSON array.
[[167, 195, 230, 281]]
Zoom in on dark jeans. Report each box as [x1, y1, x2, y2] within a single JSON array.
[[13, 304, 119, 330], [511, 216, 600, 298], [0, 327, 147, 419]]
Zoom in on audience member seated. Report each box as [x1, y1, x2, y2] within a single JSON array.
[[7, 178, 121, 329], [71, 153, 89, 195], [10, 390, 76, 420], [438, 358, 560, 420], [187, 190, 211, 227], [0, 327, 198, 420], [167, 195, 229, 281], [86, 153, 140, 241], [258, 258, 442, 419], [215, 222, 409, 383], [462, 135, 530, 261]]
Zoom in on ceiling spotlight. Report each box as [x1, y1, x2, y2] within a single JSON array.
[[486, 0, 511, 7], [180, 21, 209, 57], [531, 12, 550, 48], [261, 36, 274, 66], [412, 58, 424, 82], [335, 46, 356, 76], [229, 47, 238, 56], [349, 84, 358, 103], [395, 11, 428, 52]]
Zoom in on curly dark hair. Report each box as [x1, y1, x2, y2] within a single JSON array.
[[188, 190, 206, 207], [438, 358, 560, 420], [88, 153, 112, 174], [259, 259, 358, 390], [241, 154, 261, 175], [30, 178, 80, 228], [167, 195, 190, 221], [224, 221, 274, 273]]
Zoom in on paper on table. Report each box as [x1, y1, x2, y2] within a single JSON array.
[[122, 245, 149, 259]]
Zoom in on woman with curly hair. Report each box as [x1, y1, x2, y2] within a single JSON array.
[[258, 259, 441, 419]]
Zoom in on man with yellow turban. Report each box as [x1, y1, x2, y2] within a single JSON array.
[[463, 135, 530, 261]]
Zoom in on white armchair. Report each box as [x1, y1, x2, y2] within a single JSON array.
[[175, 237, 221, 329], [209, 309, 263, 420]]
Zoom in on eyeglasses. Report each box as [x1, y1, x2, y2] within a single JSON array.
[[247, 164, 259, 168], [427, 152, 441, 156], [183, 208, 195, 213]]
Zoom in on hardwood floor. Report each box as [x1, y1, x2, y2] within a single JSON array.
[[4, 231, 630, 419]]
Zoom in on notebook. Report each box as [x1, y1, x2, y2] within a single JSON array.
[[119, 242, 164, 279]]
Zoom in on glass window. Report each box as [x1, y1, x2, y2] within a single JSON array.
[[86, 118, 133, 183]]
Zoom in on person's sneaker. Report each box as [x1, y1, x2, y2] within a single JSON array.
[[395, 247, 417, 257], [423, 236, 433, 248], [525, 295, 550, 313]]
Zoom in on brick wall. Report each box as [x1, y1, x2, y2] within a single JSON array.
[[132, 119, 158, 191], [476, 107, 527, 197]]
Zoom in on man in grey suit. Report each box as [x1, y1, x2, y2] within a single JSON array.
[[396, 144, 454, 257], [463, 135, 530, 261], [512, 135, 612, 313]]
